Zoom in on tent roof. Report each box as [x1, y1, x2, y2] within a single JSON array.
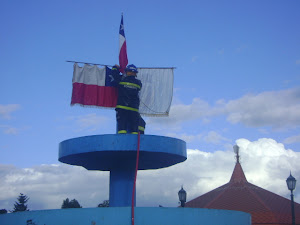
[[185, 161, 300, 224]]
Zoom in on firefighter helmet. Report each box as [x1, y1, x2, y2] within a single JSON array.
[[125, 64, 138, 73]]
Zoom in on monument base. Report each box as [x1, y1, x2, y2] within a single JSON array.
[[59, 134, 187, 207]]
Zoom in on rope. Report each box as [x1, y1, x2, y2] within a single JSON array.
[[140, 100, 170, 114], [131, 132, 141, 225]]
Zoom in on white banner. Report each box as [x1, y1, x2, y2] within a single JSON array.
[[137, 68, 174, 116]]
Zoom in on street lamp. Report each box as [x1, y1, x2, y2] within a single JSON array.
[[286, 172, 297, 225], [178, 186, 187, 207]]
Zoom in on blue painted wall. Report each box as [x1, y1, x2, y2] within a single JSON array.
[[0, 207, 251, 225]]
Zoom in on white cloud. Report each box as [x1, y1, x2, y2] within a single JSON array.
[[0, 138, 299, 211], [284, 134, 300, 144], [236, 138, 299, 197], [149, 87, 300, 131], [148, 98, 218, 130], [164, 131, 232, 150], [166, 133, 202, 143], [203, 131, 231, 145], [68, 113, 112, 132], [0, 164, 109, 210], [218, 48, 224, 55], [223, 88, 300, 129], [236, 45, 247, 53], [191, 56, 198, 63], [0, 104, 20, 120], [0, 125, 19, 135]]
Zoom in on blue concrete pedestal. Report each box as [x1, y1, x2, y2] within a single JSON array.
[[59, 134, 187, 207], [110, 168, 136, 206]]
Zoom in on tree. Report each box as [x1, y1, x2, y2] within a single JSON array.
[[97, 200, 109, 207], [12, 193, 29, 212], [98, 200, 109, 207], [61, 198, 82, 209], [0, 209, 7, 214]]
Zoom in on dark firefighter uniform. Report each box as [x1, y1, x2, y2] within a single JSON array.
[[111, 64, 142, 134], [138, 114, 146, 134]]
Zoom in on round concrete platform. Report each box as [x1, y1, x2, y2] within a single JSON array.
[[59, 134, 187, 170], [59, 134, 187, 207]]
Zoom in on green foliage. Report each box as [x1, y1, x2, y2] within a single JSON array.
[[61, 198, 82, 209], [0, 209, 7, 214], [98, 200, 109, 207], [12, 193, 29, 212]]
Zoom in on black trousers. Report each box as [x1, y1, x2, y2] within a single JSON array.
[[138, 115, 146, 134], [116, 108, 139, 134]]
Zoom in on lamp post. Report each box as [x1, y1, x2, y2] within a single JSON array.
[[178, 186, 187, 207], [286, 172, 297, 225]]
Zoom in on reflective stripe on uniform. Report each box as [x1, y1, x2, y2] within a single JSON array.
[[131, 132, 138, 134], [138, 126, 145, 131], [119, 82, 141, 89], [118, 130, 127, 134], [116, 105, 139, 112]]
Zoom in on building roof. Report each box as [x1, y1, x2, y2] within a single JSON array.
[[185, 151, 300, 225]]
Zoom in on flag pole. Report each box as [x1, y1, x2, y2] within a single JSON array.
[[66, 61, 176, 69], [65, 60, 113, 67]]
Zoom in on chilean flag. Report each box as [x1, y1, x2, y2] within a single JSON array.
[[119, 15, 128, 73], [71, 63, 118, 108]]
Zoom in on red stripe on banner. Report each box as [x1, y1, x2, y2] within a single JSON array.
[[71, 83, 118, 107]]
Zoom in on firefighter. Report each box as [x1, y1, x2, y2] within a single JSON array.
[[111, 64, 142, 134]]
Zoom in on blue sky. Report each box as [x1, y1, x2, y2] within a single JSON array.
[[0, 0, 300, 210]]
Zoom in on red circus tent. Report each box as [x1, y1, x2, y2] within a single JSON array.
[[185, 155, 300, 225]]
